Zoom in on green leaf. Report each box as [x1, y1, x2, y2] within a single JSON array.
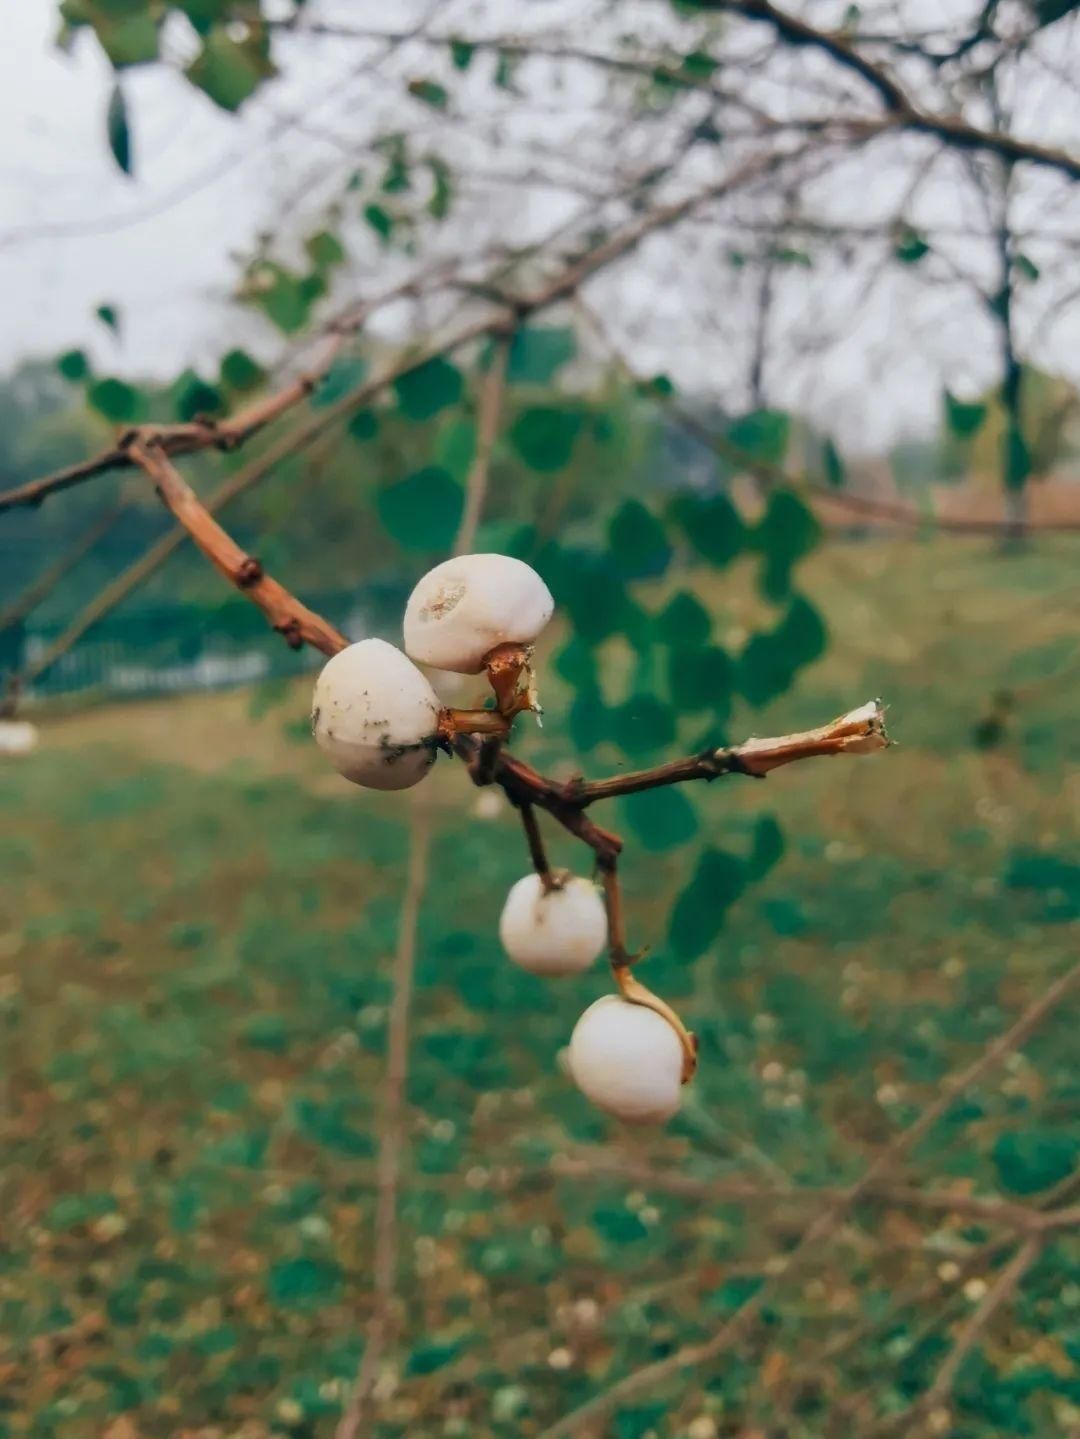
[[555, 636, 598, 690], [88, 377, 145, 424], [747, 814, 785, 879], [681, 49, 718, 79], [894, 226, 930, 264], [450, 37, 475, 69], [615, 1407, 670, 1439], [1014, 253, 1040, 281], [609, 500, 672, 580], [823, 437, 845, 488], [739, 597, 827, 707], [106, 84, 131, 175], [58, 349, 90, 382], [407, 1342, 463, 1377], [509, 406, 582, 472], [619, 788, 699, 852], [568, 689, 608, 753], [593, 1207, 649, 1243], [96, 13, 158, 67], [944, 391, 988, 439], [670, 848, 746, 957], [394, 356, 463, 420], [187, 28, 272, 111], [96, 303, 120, 333], [220, 348, 265, 392], [548, 551, 634, 644], [364, 202, 395, 241], [507, 326, 577, 385], [347, 409, 379, 442], [655, 591, 711, 648], [728, 408, 790, 467], [172, 371, 224, 422], [610, 695, 676, 758], [267, 1257, 342, 1310], [668, 644, 735, 714], [312, 355, 367, 409], [408, 78, 449, 109], [305, 229, 346, 270], [377, 467, 463, 551], [756, 488, 821, 601], [992, 1131, 1078, 1195], [428, 156, 453, 219], [435, 417, 477, 482], [251, 266, 316, 334], [674, 491, 746, 567]]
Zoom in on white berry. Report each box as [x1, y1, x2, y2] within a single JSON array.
[[499, 873, 607, 977], [569, 995, 684, 1124], [403, 553, 554, 674], [311, 638, 441, 790]]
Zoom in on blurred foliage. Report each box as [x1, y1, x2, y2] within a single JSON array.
[[2, 534, 1079, 1436]]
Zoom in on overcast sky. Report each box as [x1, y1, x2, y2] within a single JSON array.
[[3, 0, 1079, 455]]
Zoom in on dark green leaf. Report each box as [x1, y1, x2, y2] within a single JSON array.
[[895, 226, 930, 264], [1014, 253, 1040, 281], [555, 636, 598, 690], [406, 1341, 463, 1376], [267, 1257, 342, 1309], [96, 303, 119, 333], [747, 815, 785, 879], [312, 356, 367, 409], [172, 371, 224, 422], [681, 49, 717, 79], [88, 377, 145, 424], [610, 695, 676, 757], [305, 229, 346, 270], [450, 38, 475, 69], [220, 348, 265, 392], [106, 84, 131, 175], [97, 13, 158, 67], [609, 500, 672, 580], [728, 408, 790, 467], [365, 201, 394, 240], [670, 848, 746, 957], [568, 689, 609, 753], [252, 266, 315, 334], [408, 78, 449, 109], [992, 1132, 1078, 1195], [739, 597, 827, 707], [655, 591, 711, 648], [619, 788, 699, 852], [674, 491, 746, 567], [756, 488, 821, 601], [186, 29, 272, 111], [509, 406, 582, 472], [347, 409, 379, 442], [377, 467, 463, 551], [945, 391, 988, 439], [58, 349, 90, 382], [551, 552, 634, 644], [615, 1407, 670, 1439], [394, 356, 463, 420], [507, 326, 577, 385], [668, 644, 735, 714], [593, 1207, 649, 1243]]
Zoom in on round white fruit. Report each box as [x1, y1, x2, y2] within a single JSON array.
[[569, 995, 684, 1124], [311, 638, 441, 790], [403, 553, 554, 674], [499, 873, 607, 977]]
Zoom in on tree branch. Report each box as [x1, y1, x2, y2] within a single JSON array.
[[534, 960, 1080, 1439], [128, 439, 349, 658]]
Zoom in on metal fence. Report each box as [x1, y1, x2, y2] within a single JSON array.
[[6, 581, 410, 703]]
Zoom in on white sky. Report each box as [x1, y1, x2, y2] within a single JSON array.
[[2, 0, 1079, 454]]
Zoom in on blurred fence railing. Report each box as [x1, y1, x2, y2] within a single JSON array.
[[2, 581, 409, 702]]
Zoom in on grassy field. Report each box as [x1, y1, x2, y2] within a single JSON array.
[[2, 536, 1078, 1438]]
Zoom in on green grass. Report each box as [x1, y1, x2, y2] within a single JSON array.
[[1, 537, 1078, 1437]]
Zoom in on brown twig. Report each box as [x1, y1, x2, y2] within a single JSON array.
[[454, 335, 510, 558], [865, 1234, 1043, 1436], [518, 801, 555, 890], [0, 502, 126, 635], [533, 960, 1080, 1439], [128, 439, 349, 658], [336, 793, 434, 1439]]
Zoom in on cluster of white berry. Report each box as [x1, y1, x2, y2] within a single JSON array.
[[311, 553, 689, 1125]]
